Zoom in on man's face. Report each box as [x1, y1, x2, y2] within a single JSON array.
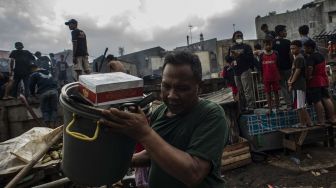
[[303, 46, 314, 55], [290, 45, 300, 55], [280, 29, 287, 38], [68, 23, 76, 30], [161, 63, 199, 115], [265, 43, 272, 51]]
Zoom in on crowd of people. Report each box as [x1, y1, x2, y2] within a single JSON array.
[[222, 23, 336, 127]]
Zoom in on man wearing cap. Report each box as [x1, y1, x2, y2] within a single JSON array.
[[9, 42, 35, 98], [65, 19, 90, 80]]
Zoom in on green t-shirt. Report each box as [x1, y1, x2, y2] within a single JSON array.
[[149, 99, 228, 188]]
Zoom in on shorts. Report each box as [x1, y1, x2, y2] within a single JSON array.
[[73, 56, 90, 72], [306, 86, 330, 104], [263, 80, 280, 93], [292, 90, 306, 109]]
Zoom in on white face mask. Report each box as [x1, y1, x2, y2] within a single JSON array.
[[236, 39, 243, 44]]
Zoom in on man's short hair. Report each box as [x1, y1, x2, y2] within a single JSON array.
[[275, 25, 286, 35], [303, 39, 316, 50], [261, 24, 268, 30], [298, 25, 309, 35], [106, 54, 115, 61], [263, 39, 273, 45], [290, 40, 302, 48], [254, 43, 262, 50], [34, 51, 41, 57], [163, 51, 202, 83], [232, 30, 243, 42], [15, 42, 24, 49]]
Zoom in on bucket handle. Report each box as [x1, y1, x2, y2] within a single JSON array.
[[65, 113, 100, 142]]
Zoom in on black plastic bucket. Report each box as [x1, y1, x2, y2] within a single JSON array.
[[60, 82, 136, 186]]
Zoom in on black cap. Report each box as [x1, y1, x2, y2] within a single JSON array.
[[15, 42, 24, 49], [65, 19, 77, 25]]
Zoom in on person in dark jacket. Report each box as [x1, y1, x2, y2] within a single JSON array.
[[225, 31, 255, 111], [273, 25, 292, 109], [261, 24, 276, 40], [29, 64, 58, 128]]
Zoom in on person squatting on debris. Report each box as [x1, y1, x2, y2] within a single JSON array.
[[273, 25, 292, 110], [225, 31, 255, 112], [65, 19, 90, 80], [9, 42, 35, 98], [304, 39, 336, 126], [106, 54, 126, 73], [57, 54, 69, 87], [29, 64, 58, 128], [99, 51, 229, 188], [259, 38, 281, 114], [34, 51, 51, 72], [288, 40, 312, 127]]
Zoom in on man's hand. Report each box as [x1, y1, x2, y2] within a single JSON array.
[[99, 107, 152, 142]]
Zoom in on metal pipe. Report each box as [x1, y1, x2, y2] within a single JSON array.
[[31, 177, 70, 188]]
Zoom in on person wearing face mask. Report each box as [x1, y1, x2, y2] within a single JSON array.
[[225, 31, 255, 112]]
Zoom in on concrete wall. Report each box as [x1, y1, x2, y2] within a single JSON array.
[[150, 56, 164, 75], [194, 51, 211, 79], [323, 0, 336, 32], [255, 6, 323, 40]]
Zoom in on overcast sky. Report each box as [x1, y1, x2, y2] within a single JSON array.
[[0, 0, 311, 58]]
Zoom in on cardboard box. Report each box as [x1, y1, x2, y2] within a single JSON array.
[[79, 72, 143, 106]]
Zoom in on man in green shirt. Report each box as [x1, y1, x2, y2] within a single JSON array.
[[100, 51, 228, 187]]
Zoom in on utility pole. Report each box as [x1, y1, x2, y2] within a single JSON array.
[[188, 24, 193, 44], [233, 24, 236, 32]]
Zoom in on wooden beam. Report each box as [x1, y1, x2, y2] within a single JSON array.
[[283, 138, 297, 151], [222, 147, 250, 159], [297, 131, 308, 146], [221, 153, 251, 166]]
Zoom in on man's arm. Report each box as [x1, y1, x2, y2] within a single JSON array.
[[141, 130, 211, 187], [100, 108, 211, 187], [131, 150, 150, 167], [9, 59, 14, 76]]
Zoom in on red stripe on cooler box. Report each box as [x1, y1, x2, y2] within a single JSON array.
[[79, 84, 143, 104]]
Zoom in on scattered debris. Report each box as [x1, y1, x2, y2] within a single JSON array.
[[290, 157, 301, 165], [320, 169, 329, 174]]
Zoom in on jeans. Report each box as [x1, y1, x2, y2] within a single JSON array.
[[11, 74, 30, 98], [40, 89, 58, 123], [279, 69, 292, 106], [235, 69, 255, 109]]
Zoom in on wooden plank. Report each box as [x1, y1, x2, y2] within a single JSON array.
[[221, 158, 252, 171], [283, 138, 297, 151], [224, 138, 249, 152], [222, 147, 250, 159], [279, 125, 329, 134], [297, 131, 308, 146], [221, 153, 251, 166]]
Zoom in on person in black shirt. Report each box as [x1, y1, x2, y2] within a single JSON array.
[[225, 31, 255, 111], [9, 42, 35, 98], [65, 19, 90, 80], [261, 24, 276, 40], [273, 25, 292, 109]]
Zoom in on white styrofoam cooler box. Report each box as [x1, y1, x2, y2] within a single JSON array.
[[78, 72, 144, 106]]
